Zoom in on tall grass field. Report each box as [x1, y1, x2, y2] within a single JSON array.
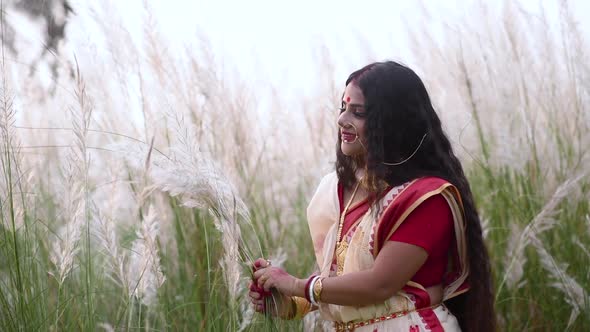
[[0, 1, 589, 331]]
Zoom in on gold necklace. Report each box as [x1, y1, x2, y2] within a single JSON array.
[[335, 180, 362, 276]]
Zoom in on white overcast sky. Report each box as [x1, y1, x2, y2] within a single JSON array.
[[10, 0, 590, 98], [127, 0, 589, 95]]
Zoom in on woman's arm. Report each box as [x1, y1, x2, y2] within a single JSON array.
[[254, 241, 427, 306], [318, 241, 427, 305]]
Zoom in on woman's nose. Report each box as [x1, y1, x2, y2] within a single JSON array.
[[337, 111, 351, 128]]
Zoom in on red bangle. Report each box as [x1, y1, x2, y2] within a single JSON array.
[[304, 275, 317, 303]]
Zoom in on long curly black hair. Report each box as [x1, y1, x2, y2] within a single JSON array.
[[335, 61, 496, 332]]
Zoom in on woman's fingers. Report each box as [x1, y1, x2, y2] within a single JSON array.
[[257, 272, 273, 290], [253, 258, 265, 268], [249, 278, 273, 304], [248, 267, 274, 315], [249, 281, 260, 292], [253, 258, 271, 270], [262, 278, 274, 292], [256, 270, 283, 294], [253, 267, 268, 280]]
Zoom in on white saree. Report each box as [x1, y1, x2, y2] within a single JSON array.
[[306, 172, 469, 331]]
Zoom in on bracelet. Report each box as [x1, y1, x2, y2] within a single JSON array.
[[308, 276, 320, 306], [304, 275, 318, 303], [291, 296, 312, 319], [312, 277, 324, 303]]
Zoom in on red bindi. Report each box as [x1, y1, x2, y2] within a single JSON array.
[[346, 96, 351, 102]]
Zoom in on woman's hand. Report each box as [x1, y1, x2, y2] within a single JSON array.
[[252, 262, 303, 297], [248, 280, 267, 313], [249, 258, 295, 317], [249, 258, 272, 313], [248, 282, 293, 317]]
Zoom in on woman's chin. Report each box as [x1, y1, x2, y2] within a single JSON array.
[[340, 144, 362, 157]]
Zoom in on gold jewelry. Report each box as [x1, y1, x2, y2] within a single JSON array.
[[333, 303, 444, 331], [283, 296, 297, 319], [335, 180, 362, 276], [292, 296, 312, 319], [266, 259, 271, 267], [312, 277, 324, 303], [283, 296, 311, 320]]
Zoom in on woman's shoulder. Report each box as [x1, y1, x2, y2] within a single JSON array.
[[311, 171, 338, 193], [411, 176, 452, 189], [396, 176, 454, 196], [319, 171, 338, 184], [379, 176, 455, 211], [307, 171, 340, 223], [309, 172, 339, 201]]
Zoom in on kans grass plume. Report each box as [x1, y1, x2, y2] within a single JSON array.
[[112, 113, 259, 327], [499, 173, 586, 296], [49, 68, 92, 284], [530, 235, 589, 328], [48, 160, 85, 284], [0, 59, 27, 232], [127, 204, 165, 306], [94, 208, 128, 291]]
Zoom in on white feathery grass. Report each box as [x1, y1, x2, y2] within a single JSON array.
[[151, 150, 248, 222], [498, 173, 585, 297], [94, 210, 127, 289], [114, 112, 263, 323], [48, 161, 85, 284], [49, 64, 93, 285], [147, 142, 258, 309], [111, 112, 259, 266], [98, 322, 115, 332], [168, 110, 249, 220], [127, 204, 165, 306], [218, 219, 242, 304], [572, 237, 590, 274], [237, 299, 255, 332], [480, 215, 490, 240], [504, 223, 526, 290], [268, 248, 288, 269], [0, 71, 25, 231], [530, 235, 589, 328], [111, 138, 249, 226]]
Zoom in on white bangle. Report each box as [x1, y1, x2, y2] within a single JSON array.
[[309, 276, 320, 306]]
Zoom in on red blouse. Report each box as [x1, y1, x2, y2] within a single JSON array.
[[338, 184, 454, 288]]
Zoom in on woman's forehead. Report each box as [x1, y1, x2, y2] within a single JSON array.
[[343, 83, 364, 103]]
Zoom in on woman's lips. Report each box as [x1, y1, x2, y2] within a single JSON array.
[[341, 132, 357, 142]]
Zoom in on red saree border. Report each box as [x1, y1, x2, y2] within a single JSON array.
[[371, 177, 471, 300], [372, 177, 452, 257]]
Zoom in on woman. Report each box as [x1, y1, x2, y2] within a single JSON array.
[[250, 61, 495, 331]]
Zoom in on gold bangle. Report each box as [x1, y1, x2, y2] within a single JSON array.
[[291, 296, 312, 319], [312, 277, 324, 303]]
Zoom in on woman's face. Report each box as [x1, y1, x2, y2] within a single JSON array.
[[338, 83, 367, 158]]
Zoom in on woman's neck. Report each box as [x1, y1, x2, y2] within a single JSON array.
[[354, 168, 365, 183]]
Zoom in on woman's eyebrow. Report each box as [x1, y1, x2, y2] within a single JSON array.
[[341, 102, 365, 108]]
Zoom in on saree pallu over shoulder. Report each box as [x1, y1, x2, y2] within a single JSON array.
[[306, 174, 468, 330], [307, 172, 340, 272], [373, 177, 470, 300]]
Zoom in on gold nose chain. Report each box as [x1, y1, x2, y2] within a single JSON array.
[[335, 179, 362, 276]]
